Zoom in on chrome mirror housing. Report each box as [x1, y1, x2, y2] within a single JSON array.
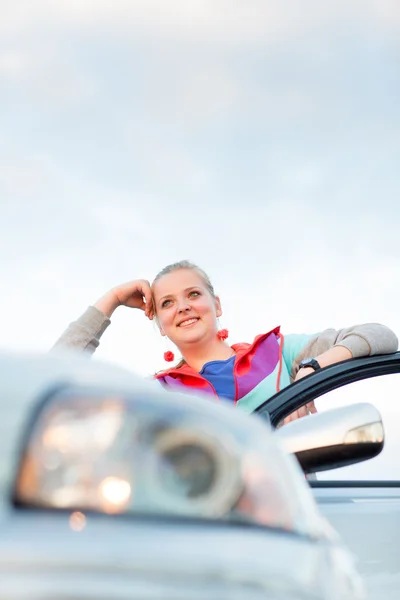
[[275, 403, 384, 474]]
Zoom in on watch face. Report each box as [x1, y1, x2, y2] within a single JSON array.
[[300, 358, 320, 370], [302, 358, 313, 366]]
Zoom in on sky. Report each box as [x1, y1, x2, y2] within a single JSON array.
[[1, 0, 400, 377]]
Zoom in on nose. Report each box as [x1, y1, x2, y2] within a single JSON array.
[[176, 298, 191, 313]]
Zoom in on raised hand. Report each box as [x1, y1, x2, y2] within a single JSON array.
[[94, 279, 154, 318]]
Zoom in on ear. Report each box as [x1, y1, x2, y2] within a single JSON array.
[[215, 296, 222, 318]]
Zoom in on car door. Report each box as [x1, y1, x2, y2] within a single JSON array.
[[255, 352, 400, 600]]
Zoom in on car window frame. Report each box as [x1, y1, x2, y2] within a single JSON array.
[[254, 351, 400, 427], [254, 352, 400, 486]]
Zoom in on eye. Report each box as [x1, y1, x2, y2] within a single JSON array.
[[189, 291, 201, 298], [161, 299, 172, 308]]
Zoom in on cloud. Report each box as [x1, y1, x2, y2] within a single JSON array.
[[0, 0, 399, 375], [2, 1, 400, 45]]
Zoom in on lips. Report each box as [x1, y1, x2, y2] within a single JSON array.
[[177, 317, 199, 328]]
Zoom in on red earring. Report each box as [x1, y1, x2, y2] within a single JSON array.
[[163, 351, 175, 362], [217, 328, 229, 340]]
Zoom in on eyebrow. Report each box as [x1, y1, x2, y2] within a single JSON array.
[[158, 286, 202, 303]]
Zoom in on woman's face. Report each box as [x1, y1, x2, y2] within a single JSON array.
[[151, 269, 222, 349]]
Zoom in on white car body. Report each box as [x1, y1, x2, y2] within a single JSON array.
[[0, 351, 365, 600]]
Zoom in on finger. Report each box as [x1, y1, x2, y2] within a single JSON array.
[[147, 298, 155, 319], [144, 306, 154, 320], [297, 405, 308, 419], [307, 401, 317, 414], [283, 413, 293, 425], [133, 281, 151, 313], [140, 282, 153, 313], [144, 301, 155, 320], [284, 410, 298, 424]]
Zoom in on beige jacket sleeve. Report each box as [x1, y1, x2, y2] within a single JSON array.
[[288, 323, 398, 380], [51, 306, 111, 354]]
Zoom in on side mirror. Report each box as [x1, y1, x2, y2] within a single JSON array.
[[275, 403, 384, 474]]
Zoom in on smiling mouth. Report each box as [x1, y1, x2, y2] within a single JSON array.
[[177, 318, 199, 328]]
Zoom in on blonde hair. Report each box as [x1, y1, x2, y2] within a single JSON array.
[[152, 260, 216, 297]]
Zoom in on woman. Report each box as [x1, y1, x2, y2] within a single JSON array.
[[53, 260, 398, 422]]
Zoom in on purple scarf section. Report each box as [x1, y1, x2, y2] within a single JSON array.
[[234, 333, 280, 399]]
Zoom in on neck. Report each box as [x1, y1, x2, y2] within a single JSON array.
[[180, 339, 234, 372]]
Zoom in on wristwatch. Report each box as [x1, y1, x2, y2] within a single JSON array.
[[298, 358, 321, 372]]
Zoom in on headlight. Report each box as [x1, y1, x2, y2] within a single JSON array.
[[146, 426, 243, 516], [14, 388, 321, 535]]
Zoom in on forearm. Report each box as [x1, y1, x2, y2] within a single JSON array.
[[94, 290, 120, 318], [294, 345, 353, 381], [315, 345, 353, 368], [51, 278, 150, 354]]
